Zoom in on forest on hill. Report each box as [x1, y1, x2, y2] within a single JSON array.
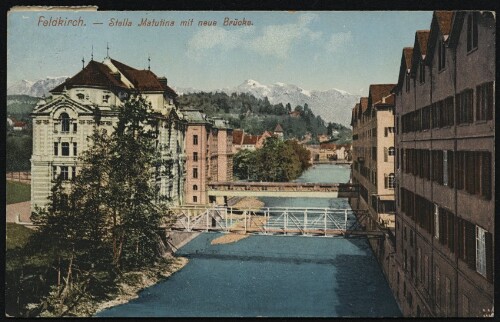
[[176, 92, 352, 144]]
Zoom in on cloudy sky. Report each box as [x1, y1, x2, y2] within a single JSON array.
[[8, 10, 433, 94]]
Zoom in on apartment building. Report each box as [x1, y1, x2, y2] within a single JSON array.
[[30, 57, 186, 210], [350, 85, 396, 230], [183, 110, 233, 205], [393, 11, 494, 317]]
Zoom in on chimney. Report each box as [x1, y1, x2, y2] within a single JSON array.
[[158, 77, 168, 87]]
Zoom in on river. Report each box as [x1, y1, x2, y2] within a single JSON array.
[[97, 164, 401, 317]]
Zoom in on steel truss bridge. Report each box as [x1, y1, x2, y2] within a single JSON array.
[[207, 182, 359, 199], [163, 205, 383, 237]]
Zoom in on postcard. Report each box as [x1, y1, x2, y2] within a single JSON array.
[[5, 7, 495, 318]]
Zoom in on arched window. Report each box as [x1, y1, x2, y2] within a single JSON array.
[[388, 147, 395, 156], [385, 173, 395, 189], [60, 113, 70, 133], [193, 185, 198, 191], [76, 93, 85, 100]]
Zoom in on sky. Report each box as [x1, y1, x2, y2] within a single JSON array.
[[7, 10, 433, 95]]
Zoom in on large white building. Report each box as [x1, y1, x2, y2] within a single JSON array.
[[30, 57, 187, 211]]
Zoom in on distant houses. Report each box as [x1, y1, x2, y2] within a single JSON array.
[[232, 124, 284, 153]]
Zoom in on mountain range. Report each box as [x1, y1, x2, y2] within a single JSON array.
[[7, 77, 69, 98], [8, 78, 359, 126], [175, 80, 360, 126]]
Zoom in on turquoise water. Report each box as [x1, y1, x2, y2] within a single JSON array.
[[97, 164, 401, 317]]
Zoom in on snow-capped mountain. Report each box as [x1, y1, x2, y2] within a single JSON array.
[[174, 80, 359, 126], [222, 80, 360, 126], [7, 76, 68, 97]]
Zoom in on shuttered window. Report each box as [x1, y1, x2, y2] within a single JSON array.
[[476, 226, 487, 277], [476, 82, 494, 121], [485, 231, 493, 282]]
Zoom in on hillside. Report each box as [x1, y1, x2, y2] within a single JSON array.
[[7, 95, 39, 118], [175, 79, 360, 127], [177, 91, 352, 143]]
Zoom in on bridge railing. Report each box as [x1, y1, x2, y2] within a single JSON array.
[[166, 205, 373, 237], [207, 182, 358, 193]]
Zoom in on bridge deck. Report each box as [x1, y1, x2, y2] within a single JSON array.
[[207, 182, 359, 199]]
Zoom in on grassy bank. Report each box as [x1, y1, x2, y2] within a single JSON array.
[[6, 181, 31, 204]]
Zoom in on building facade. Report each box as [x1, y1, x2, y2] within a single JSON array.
[[183, 110, 233, 205], [30, 57, 187, 210], [350, 85, 396, 230], [393, 11, 494, 317]]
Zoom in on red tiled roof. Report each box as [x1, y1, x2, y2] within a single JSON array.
[[51, 58, 177, 97], [13, 121, 26, 127], [403, 47, 414, 70], [232, 129, 244, 145], [243, 134, 259, 145], [369, 85, 396, 107], [51, 60, 127, 92], [111, 58, 177, 97], [274, 123, 284, 132], [435, 11, 454, 36], [416, 30, 430, 57], [360, 97, 369, 113]]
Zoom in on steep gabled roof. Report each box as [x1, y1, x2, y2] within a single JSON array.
[[448, 11, 495, 49], [110, 58, 177, 97], [368, 84, 395, 109], [50, 60, 128, 93], [410, 31, 430, 76], [351, 103, 360, 125], [426, 11, 456, 64], [359, 97, 369, 114], [274, 123, 284, 132], [416, 30, 431, 58], [394, 47, 414, 93], [435, 11, 454, 37]]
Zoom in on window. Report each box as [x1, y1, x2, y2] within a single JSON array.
[[193, 152, 198, 162], [371, 147, 376, 161], [103, 94, 110, 103], [60, 166, 69, 180], [456, 89, 474, 124], [193, 134, 198, 145], [61, 142, 70, 156], [76, 93, 85, 100], [385, 173, 395, 189], [193, 185, 198, 191], [438, 39, 446, 70], [445, 277, 451, 315], [72, 167, 76, 180], [434, 204, 439, 240], [193, 168, 198, 179], [476, 82, 494, 121], [419, 61, 425, 83], [467, 13, 478, 52], [405, 73, 410, 92], [388, 147, 395, 156], [476, 226, 486, 277], [52, 166, 57, 180], [73, 143, 77, 156], [193, 196, 198, 203], [443, 150, 448, 186], [54, 142, 59, 156], [60, 113, 70, 133], [73, 123, 77, 133]]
